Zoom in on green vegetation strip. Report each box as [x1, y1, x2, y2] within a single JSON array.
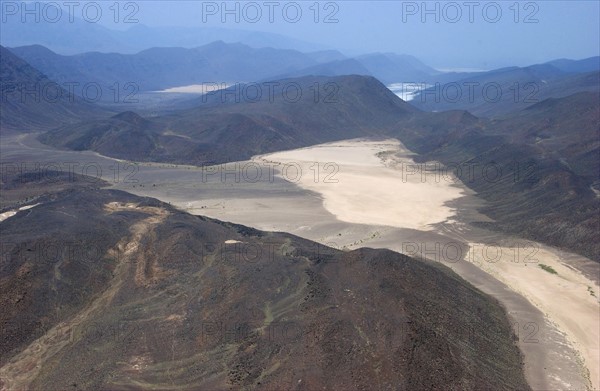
[[538, 264, 558, 275]]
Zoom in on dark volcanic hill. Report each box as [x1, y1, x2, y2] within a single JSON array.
[[40, 75, 417, 164], [0, 176, 530, 390], [37, 111, 170, 162], [0, 45, 101, 132], [493, 91, 600, 182], [397, 92, 600, 260]]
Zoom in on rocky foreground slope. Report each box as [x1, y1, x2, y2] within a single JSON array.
[[0, 175, 529, 390]]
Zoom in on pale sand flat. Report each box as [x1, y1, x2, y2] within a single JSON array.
[[467, 243, 600, 389], [258, 140, 464, 231], [0, 203, 40, 223]]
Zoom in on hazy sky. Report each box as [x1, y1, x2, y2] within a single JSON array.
[[94, 0, 599, 69], [7, 1, 599, 69]]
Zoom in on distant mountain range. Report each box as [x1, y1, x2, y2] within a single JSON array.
[[0, 2, 329, 54], [8, 42, 598, 117], [7, 43, 439, 95], [412, 58, 600, 117], [8, 42, 322, 93]]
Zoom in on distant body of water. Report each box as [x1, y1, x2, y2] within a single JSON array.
[[387, 82, 431, 101]]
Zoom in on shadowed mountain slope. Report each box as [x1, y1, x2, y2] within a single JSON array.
[[412, 63, 600, 117], [394, 92, 600, 260], [0, 45, 101, 132]]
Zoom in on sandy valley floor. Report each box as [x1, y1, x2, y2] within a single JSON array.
[[257, 140, 464, 231]]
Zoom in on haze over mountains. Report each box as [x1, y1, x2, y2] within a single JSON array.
[[0, 6, 328, 55], [6, 42, 599, 118], [7, 43, 441, 94]]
